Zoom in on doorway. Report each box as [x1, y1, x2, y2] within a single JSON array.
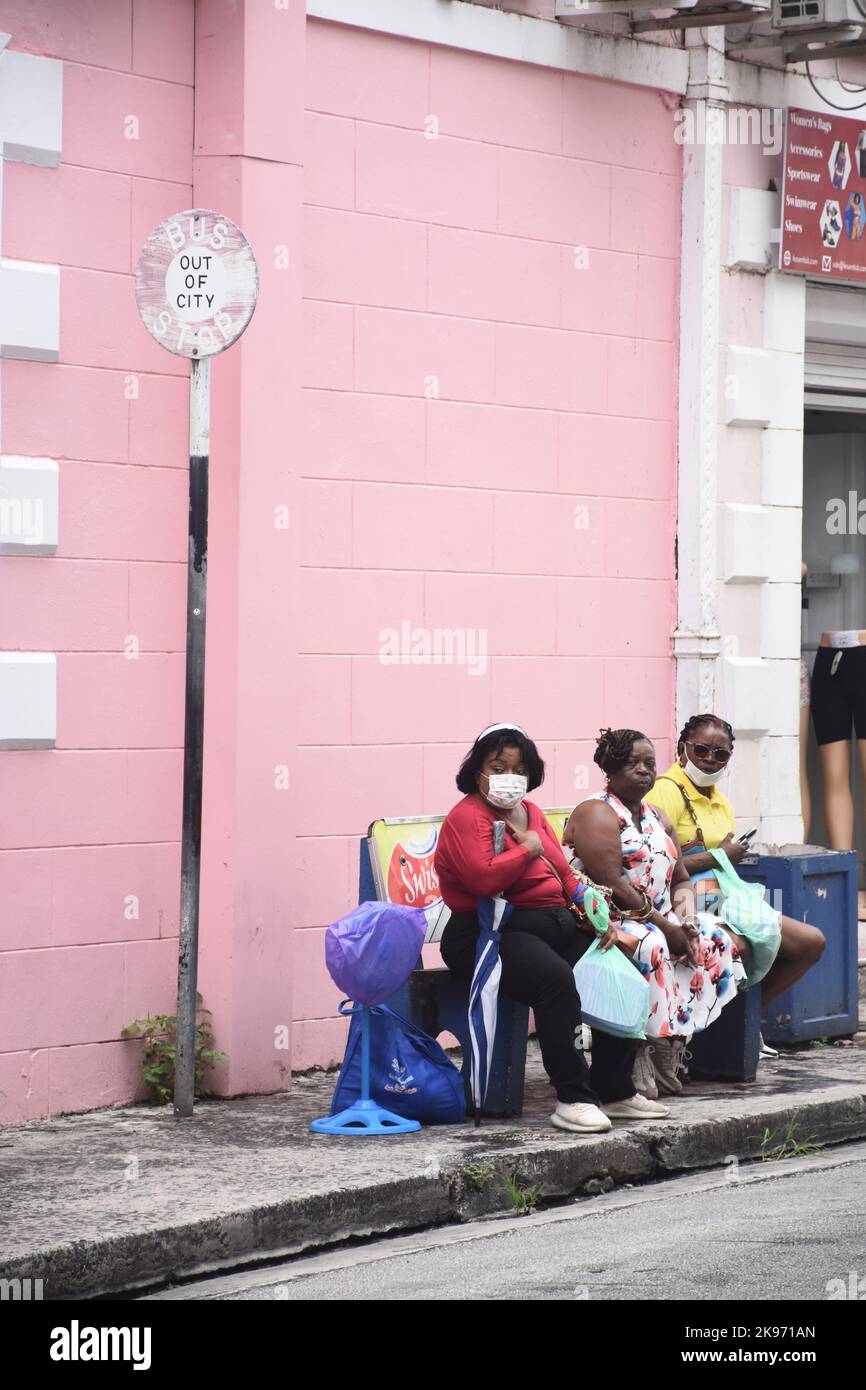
[[802, 409, 866, 868]]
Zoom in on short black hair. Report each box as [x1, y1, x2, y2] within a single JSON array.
[[456, 728, 545, 795], [677, 714, 735, 756], [593, 727, 651, 775]]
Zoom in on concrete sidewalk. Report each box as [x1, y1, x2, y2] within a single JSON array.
[[2, 1037, 866, 1300]]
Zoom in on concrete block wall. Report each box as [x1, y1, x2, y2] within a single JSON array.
[[0, 0, 195, 1124], [294, 18, 681, 1065]]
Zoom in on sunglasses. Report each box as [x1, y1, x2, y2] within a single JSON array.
[[686, 741, 731, 765]]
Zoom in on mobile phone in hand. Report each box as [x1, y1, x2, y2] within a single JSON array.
[[737, 826, 758, 846]]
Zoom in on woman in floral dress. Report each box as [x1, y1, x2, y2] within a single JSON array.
[[564, 728, 746, 1097]]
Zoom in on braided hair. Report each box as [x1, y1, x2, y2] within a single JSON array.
[[593, 728, 648, 775], [677, 714, 735, 757]]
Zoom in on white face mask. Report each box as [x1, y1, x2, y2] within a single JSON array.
[[684, 757, 726, 788], [484, 772, 528, 808]]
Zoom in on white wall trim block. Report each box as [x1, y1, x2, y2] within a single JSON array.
[[724, 346, 773, 427], [763, 271, 806, 354], [762, 427, 803, 509], [0, 47, 62, 166], [768, 349, 805, 431], [0, 456, 59, 554], [727, 187, 778, 273], [0, 258, 60, 361], [0, 652, 56, 748], [724, 503, 770, 582], [765, 506, 803, 583], [761, 584, 802, 661], [760, 733, 801, 817], [307, 0, 689, 93], [722, 655, 776, 734]]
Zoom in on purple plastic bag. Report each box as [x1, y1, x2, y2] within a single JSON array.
[[325, 902, 426, 1006]]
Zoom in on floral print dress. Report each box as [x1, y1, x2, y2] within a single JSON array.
[[588, 791, 747, 1040]]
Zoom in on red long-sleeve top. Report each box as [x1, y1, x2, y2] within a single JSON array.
[[434, 794, 580, 912]]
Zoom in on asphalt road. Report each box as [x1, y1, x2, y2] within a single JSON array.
[[145, 1141, 866, 1303]]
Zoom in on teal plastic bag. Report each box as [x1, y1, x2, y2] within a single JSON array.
[[573, 937, 650, 1040], [708, 848, 782, 990]]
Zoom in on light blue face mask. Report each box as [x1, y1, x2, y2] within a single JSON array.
[[683, 756, 726, 788]]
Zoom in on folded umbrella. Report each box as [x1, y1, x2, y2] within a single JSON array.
[[468, 820, 513, 1125]]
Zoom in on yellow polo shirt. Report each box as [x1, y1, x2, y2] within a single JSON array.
[[648, 762, 735, 851]]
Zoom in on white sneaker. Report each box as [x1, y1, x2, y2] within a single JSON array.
[[603, 1093, 671, 1120], [758, 1033, 779, 1059], [551, 1101, 612, 1134]]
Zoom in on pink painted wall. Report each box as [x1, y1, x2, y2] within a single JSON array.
[[293, 20, 680, 1067], [0, 0, 195, 1123], [0, 4, 679, 1121]]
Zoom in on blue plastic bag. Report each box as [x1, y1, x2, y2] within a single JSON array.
[[573, 939, 650, 1040], [325, 902, 426, 1006], [331, 1002, 466, 1125]]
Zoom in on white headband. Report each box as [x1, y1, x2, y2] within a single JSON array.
[[477, 722, 526, 741]]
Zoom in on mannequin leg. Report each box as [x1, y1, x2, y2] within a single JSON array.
[[799, 703, 811, 842], [819, 739, 854, 850], [857, 740, 866, 830]]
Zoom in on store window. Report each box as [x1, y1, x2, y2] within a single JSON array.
[[802, 289, 866, 874]]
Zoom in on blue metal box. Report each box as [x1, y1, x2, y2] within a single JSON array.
[[738, 848, 859, 1043]]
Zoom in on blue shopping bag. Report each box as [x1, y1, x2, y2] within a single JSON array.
[[331, 1002, 466, 1125]]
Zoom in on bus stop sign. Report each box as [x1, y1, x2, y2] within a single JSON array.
[[135, 208, 258, 358]]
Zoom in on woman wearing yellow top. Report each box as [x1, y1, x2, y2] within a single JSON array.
[[648, 715, 825, 1028]]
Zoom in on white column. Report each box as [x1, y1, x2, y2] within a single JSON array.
[[674, 30, 727, 728], [721, 191, 805, 841]]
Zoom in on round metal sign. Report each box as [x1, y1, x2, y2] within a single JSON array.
[[135, 208, 259, 358]]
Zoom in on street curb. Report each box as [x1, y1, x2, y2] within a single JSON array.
[[5, 1087, 866, 1299]]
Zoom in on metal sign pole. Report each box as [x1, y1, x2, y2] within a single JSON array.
[[174, 355, 211, 1118], [134, 207, 258, 1120]]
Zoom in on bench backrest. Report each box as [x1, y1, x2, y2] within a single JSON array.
[[364, 809, 574, 944]]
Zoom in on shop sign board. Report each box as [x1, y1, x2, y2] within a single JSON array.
[[780, 108, 866, 283]]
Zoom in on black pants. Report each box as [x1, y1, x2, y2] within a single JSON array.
[[440, 905, 636, 1106]]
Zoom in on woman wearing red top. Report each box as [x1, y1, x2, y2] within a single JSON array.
[[435, 723, 670, 1134]]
